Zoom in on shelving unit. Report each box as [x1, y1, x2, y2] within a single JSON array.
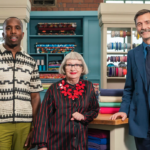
[[27, 11, 100, 84], [98, 3, 146, 89]]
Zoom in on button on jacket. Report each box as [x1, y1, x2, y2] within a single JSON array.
[[0, 44, 43, 123]]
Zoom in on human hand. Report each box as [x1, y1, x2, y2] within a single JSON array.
[[71, 112, 85, 121], [109, 112, 127, 121], [25, 129, 35, 150], [38, 148, 48, 150]]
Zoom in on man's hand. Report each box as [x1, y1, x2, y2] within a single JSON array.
[[25, 129, 35, 150], [109, 112, 127, 121], [71, 112, 85, 121]]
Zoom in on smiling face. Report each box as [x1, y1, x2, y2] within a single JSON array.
[[65, 59, 83, 81], [136, 12, 150, 43], [2, 18, 24, 48]]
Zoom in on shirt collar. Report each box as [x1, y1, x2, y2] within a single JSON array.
[[0, 43, 25, 54], [143, 42, 150, 50]]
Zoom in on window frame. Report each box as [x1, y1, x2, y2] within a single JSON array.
[[32, 0, 56, 6], [104, 0, 147, 3]]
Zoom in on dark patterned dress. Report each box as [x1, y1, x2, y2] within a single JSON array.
[[32, 79, 99, 150]]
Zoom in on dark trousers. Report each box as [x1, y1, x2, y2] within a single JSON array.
[[134, 127, 150, 150]]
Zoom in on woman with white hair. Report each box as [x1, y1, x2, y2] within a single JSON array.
[[32, 52, 99, 150]]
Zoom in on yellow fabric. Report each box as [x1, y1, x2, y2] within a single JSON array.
[[0, 123, 31, 150], [99, 96, 122, 102]]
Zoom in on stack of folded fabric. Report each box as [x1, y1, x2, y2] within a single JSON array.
[[88, 128, 110, 150], [99, 89, 124, 114], [42, 83, 53, 90]]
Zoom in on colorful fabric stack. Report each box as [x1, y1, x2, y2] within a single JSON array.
[[36, 44, 76, 54], [42, 83, 53, 90], [111, 31, 131, 37], [99, 89, 124, 114], [88, 128, 110, 150], [107, 56, 127, 62], [48, 60, 61, 72], [39, 74, 65, 79], [37, 23, 77, 35], [107, 42, 131, 50]]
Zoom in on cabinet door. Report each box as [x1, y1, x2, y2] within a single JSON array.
[[83, 17, 101, 85]]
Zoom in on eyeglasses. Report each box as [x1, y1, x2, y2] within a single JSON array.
[[65, 64, 83, 69]]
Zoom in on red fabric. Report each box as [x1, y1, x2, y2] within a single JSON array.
[[99, 107, 120, 114], [88, 128, 109, 138]]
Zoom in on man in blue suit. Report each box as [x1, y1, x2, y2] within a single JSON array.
[[110, 9, 150, 150]]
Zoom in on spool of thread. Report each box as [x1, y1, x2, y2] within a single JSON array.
[[38, 65, 42, 71], [42, 65, 46, 71], [37, 59, 40, 65], [41, 59, 44, 65]]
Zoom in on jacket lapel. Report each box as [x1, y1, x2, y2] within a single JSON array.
[[134, 44, 147, 91]]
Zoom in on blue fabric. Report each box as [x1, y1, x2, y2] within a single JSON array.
[[88, 148, 98, 150], [100, 89, 123, 96], [119, 44, 150, 138], [88, 136, 109, 145]]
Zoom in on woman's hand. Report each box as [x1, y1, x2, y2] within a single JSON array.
[[109, 112, 127, 121], [71, 112, 85, 121], [38, 148, 48, 150]]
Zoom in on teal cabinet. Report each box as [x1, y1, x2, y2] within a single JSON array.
[[27, 11, 101, 100]]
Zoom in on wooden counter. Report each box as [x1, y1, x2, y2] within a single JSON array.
[[88, 113, 136, 150], [90, 113, 128, 125]]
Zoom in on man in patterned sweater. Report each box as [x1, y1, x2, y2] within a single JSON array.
[[0, 17, 43, 150]]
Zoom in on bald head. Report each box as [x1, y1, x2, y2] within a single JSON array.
[[3, 17, 23, 31]]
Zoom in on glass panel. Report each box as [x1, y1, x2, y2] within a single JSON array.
[[106, 1, 124, 3]]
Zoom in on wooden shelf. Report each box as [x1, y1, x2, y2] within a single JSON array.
[[90, 113, 128, 125], [107, 77, 126, 79], [107, 52, 128, 54]]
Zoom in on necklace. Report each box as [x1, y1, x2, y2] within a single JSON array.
[[58, 80, 85, 100]]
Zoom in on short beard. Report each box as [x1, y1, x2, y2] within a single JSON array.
[[5, 41, 18, 48]]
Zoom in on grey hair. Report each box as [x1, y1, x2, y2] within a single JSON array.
[[3, 17, 23, 31], [59, 52, 89, 75]]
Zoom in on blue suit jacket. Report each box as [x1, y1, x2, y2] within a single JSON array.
[[119, 44, 150, 138]]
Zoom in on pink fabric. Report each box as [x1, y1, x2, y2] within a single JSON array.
[[88, 128, 109, 138], [99, 107, 120, 114]]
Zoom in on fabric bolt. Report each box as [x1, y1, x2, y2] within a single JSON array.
[[120, 56, 123, 62], [99, 102, 121, 107], [120, 30, 123, 37], [111, 31, 115, 37], [123, 69, 127, 75], [99, 96, 122, 102], [116, 42, 118, 50], [88, 142, 109, 150], [123, 31, 126, 37], [88, 129, 109, 139], [88, 136, 109, 145], [110, 56, 113, 62], [118, 56, 120, 62], [99, 107, 120, 114], [113, 56, 116, 62], [116, 67, 118, 76], [109, 67, 112, 77], [116, 56, 119, 62], [100, 89, 123, 96], [112, 43, 113, 49], [32, 79, 99, 150], [118, 68, 123, 77], [119, 42, 121, 50], [88, 148, 97, 150], [114, 43, 116, 49]]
